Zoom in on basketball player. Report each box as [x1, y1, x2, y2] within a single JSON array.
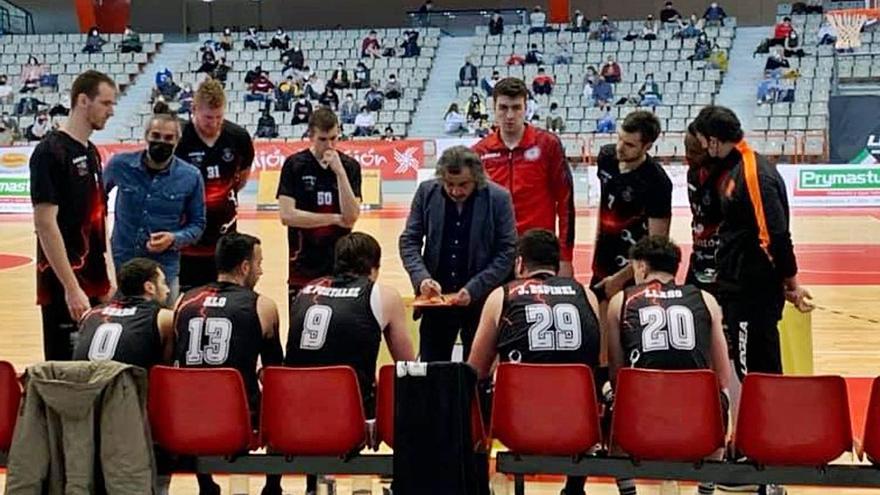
[[474, 77, 576, 277], [30, 70, 117, 360], [468, 229, 601, 495], [606, 235, 730, 495], [74, 258, 174, 368], [591, 110, 671, 302], [174, 79, 255, 292], [685, 124, 724, 294], [173, 232, 282, 495], [277, 107, 361, 297]]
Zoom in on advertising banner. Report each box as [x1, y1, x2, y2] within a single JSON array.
[[829, 95, 880, 164]]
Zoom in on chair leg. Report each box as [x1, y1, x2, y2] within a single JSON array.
[[514, 474, 525, 495]]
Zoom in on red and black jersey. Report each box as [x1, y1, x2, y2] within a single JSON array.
[[74, 296, 163, 369], [30, 130, 109, 305], [285, 274, 381, 415], [686, 163, 728, 294], [474, 125, 576, 262], [620, 280, 713, 371], [497, 272, 600, 368], [174, 120, 254, 256], [276, 149, 362, 287], [174, 282, 265, 407], [591, 144, 672, 285]]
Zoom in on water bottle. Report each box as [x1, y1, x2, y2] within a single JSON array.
[[229, 474, 250, 495]]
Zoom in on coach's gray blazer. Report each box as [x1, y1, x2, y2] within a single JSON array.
[[399, 179, 517, 303]]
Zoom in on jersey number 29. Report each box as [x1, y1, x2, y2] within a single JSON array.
[[526, 303, 582, 351]]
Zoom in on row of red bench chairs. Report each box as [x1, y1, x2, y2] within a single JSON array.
[[1, 361, 880, 492]]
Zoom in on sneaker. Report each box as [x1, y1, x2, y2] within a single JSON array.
[[716, 484, 759, 493], [760, 486, 787, 495], [261, 484, 283, 495]]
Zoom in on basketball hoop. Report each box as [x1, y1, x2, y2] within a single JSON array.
[[826, 8, 880, 50]]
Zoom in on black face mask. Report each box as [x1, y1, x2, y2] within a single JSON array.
[[148, 141, 175, 163]]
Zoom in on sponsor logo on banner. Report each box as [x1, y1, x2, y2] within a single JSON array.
[[0, 177, 30, 212], [0, 147, 34, 173], [795, 167, 880, 197]]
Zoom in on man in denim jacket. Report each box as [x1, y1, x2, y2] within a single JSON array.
[[104, 113, 205, 302]]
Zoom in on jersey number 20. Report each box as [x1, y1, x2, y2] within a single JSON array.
[[185, 317, 233, 365], [526, 303, 582, 351], [638, 305, 696, 352]]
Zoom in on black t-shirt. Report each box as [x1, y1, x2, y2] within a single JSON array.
[[174, 120, 254, 256], [591, 144, 672, 284], [497, 273, 601, 368], [285, 275, 381, 415], [276, 149, 362, 286], [620, 280, 713, 371], [74, 296, 163, 369], [30, 130, 109, 304], [686, 163, 729, 294]]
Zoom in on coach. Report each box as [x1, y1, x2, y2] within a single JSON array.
[[399, 146, 517, 362]]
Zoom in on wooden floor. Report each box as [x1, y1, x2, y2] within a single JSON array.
[[1, 207, 879, 493]]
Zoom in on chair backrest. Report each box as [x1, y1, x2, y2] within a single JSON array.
[[148, 366, 252, 456], [261, 366, 366, 456], [0, 361, 21, 452], [860, 377, 880, 463], [376, 364, 395, 448], [491, 363, 601, 456], [735, 373, 852, 466], [611, 368, 725, 461]]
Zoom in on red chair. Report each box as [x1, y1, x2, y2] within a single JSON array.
[[0, 361, 21, 452], [491, 363, 601, 456], [862, 377, 880, 463], [261, 366, 366, 456], [376, 364, 395, 448], [148, 366, 252, 456], [735, 374, 852, 466], [611, 368, 725, 462]]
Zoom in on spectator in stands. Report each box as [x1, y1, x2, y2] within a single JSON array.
[[465, 93, 487, 123], [529, 5, 548, 34], [82, 26, 106, 54], [584, 65, 599, 86], [756, 74, 781, 105], [525, 43, 544, 64], [244, 65, 262, 85], [274, 76, 295, 111], [417, 0, 434, 26], [472, 117, 491, 138], [0, 120, 13, 145], [318, 86, 340, 110], [384, 74, 402, 100], [642, 14, 658, 40], [506, 53, 526, 65], [365, 83, 385, 111], [291, 95, 313, 125], [660, 1, 682, 25], [244, 26, 268, 50], [382, 36, 400, 58], [213, 58, 231, 84], [178, 84, 194, 115], [120, 25, 143, 54], [382, 125, 399, 141], [247, 71, 275, 102], [623, 29, 640, 42], [328, 62, 350, 90], [20, 56, 44, 93], [256, 106, 279, 138], [305, 71, 326, 100], [582, 77, 594, 101], [597, 104, 616, 132], [152, 95, 170, 115], [401, 30, 421, 58], [601, 56, 622, 83], [526, 92, 540, 121], [25, 111, 51, 141], [773, 17, 794, 46], [270, 28, 291, 50], [546, 102, 565, 133], [784, 31, 806, 58], [0, 75, 12, 103], [443, 103, 467, 135], [554, 41, 573, 64], [703, 1, 727, 26], [283, 42, 305, 70], [569, 9, 589, 32], [362, 30, 382, 58], [196, 45, 219, 74], [597, 15, 618, 42], [354, 106, 377, 136], [219, 27, 233, 52], [691, 32, 713, 60], [709, 47, 729, 71], [592, 75, 614, 106], [676, 14, 703, 38], [532, 67, 555, 95], [340, 93, 358, 124], [489, 11, 504, 35], [353, 61, 371, 89], [481, 70, 500, 96], [638, 73, 662, 106], [818, 20, 837, 46], [1, 112, 19, 141], [458, 58, 478, 88], [764, 47, 790, 74]]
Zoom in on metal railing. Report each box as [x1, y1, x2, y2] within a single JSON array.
[[406, 7, 528, 34], [0, 0, 33, 34]]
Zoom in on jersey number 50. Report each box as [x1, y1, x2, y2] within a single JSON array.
[[526, 303, 582, 351]]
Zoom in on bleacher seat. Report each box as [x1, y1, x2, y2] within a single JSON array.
[[0, 361, 21, 453]]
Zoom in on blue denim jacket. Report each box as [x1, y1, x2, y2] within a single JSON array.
[[104, 150, 206, 281]]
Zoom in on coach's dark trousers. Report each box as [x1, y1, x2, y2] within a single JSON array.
[[418, 301, 485, 362]]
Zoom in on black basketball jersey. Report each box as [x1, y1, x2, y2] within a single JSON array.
[[591, 144, 672, 285], [497, 273, 601, 368], [285, 275, 381, 414], [620, 280, 713, 371], [174, 282, 263, 405], [686, 164, 728, 293], [74, 296, 163, 369]]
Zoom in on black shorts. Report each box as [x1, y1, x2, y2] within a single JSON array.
[[41, 296, 101, 361], [722, 298, 783, 380], [179, 255, 218, 293]]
